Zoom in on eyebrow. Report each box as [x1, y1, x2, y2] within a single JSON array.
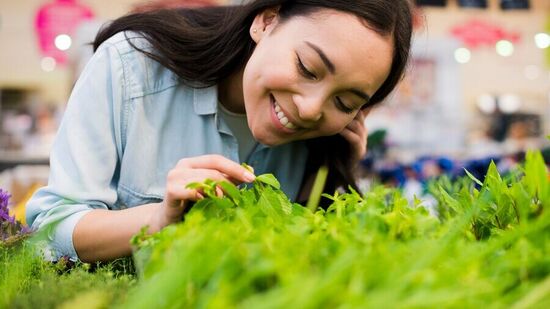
[[350, 89, 371, 103], [305, 41, 372, 103], [305, 41, 335, 74]]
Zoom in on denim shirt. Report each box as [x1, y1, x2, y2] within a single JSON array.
[[25, 32, 309, 261]]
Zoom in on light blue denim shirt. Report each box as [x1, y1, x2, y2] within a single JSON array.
[[26, 32, 309, 261]]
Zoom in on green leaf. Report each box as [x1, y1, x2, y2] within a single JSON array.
[[185, 182, 203, 190], [257, 188, 282, 221], [464, 168, 483, 187], [483, 161, 502, 185], [217, 181, 241, 204], [255, 174, 280, 189], [523, 151, 549, 207], [276, 193, 293, 215], [241, 162, 255, 174]]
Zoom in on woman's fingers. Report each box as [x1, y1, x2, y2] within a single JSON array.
[[345, 119, 365, 134], [160, 155, 253, 228], [167, 167, 224, 187], [340, 111, 369, 161], [177, 154, 256, 183], [215, 186, 224, 198], [360, 107, 371, 120], [340, 128, 366, 160], [340, 127, 358, 142], [165, 168, 228, 205], [166, 155, 253, 208]]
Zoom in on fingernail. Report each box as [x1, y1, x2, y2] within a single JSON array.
[[243, 171, 256, 182]]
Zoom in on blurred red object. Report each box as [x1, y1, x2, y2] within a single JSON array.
[[450, 19, 521, 49], [132, 0, 220, 12], [34, 0, 95, 65]]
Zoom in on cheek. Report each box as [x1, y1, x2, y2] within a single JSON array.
[[321, 115, 355, 136], [261, 67, 297, 89], [245, 51, 297, 92], [243, 64, 287, 102], [328, 113, 356, 131], [242, 64, 264, 110], [324, 124, 347, 135], [309, 118, 351, 138]]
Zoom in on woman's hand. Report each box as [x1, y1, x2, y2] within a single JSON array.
[[152, 155, 256, 231], [339, 108, 370, 163]]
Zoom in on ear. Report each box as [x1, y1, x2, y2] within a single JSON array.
[[250, 6, 280, 43]]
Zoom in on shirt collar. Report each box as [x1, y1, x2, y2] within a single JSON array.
[[191, 84, 269, 152], [193, 85, 218, 115]]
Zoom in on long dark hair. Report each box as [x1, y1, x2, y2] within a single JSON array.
[[93, 0, 413, 202]]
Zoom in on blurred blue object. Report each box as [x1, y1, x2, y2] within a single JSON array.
[[500, 0, 529, 9], [459, 0, 488, 8]]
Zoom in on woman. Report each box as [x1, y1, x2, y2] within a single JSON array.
[[26, 0, 412, 262]]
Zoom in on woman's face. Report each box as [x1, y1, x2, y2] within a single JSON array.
[[242, 8, 394, 146]]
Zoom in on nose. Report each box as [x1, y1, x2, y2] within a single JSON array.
[[293, 93, 324, 123]]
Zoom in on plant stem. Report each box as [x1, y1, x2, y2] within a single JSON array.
[[306, 166, 329, 212]]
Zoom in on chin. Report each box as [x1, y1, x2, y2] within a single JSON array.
[[251, 130, 286, 147], [255, 134, 283, 147]]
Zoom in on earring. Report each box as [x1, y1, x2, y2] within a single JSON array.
[[253, 28, 258, 33]]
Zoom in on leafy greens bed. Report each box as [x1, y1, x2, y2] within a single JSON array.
[[1, 151, 549, 308]]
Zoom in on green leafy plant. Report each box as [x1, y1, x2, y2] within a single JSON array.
[[122, 151, 550, 308], [1, 150, 549, 308]]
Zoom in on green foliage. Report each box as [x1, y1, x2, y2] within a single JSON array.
[[0, 240, 135, 308], [1, 150, 549, 308], [123, 150, 550, 308]]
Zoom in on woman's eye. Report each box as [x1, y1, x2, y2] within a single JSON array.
[[296, 54, 317, 80], [335, 97, 354, 114]]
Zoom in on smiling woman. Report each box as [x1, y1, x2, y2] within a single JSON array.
[[26, 0, 413, 263], [240, 8, 394, 146]]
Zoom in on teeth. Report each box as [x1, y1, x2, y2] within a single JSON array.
[[285, 122, 297, 129], [280, 117, 289, 125], [273, 100, 298, 130]]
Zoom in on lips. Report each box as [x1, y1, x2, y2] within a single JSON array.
[[270, 94, 298, 131]]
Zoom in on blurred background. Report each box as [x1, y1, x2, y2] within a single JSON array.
[[0, 0, 549, 210]]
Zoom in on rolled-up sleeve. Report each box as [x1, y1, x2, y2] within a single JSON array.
[[26, 38, 125, 261]]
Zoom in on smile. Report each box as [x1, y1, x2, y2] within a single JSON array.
[[271, 95, 298, 130]]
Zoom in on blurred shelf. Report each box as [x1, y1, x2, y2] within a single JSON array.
[[0, 151, 49, 172]]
